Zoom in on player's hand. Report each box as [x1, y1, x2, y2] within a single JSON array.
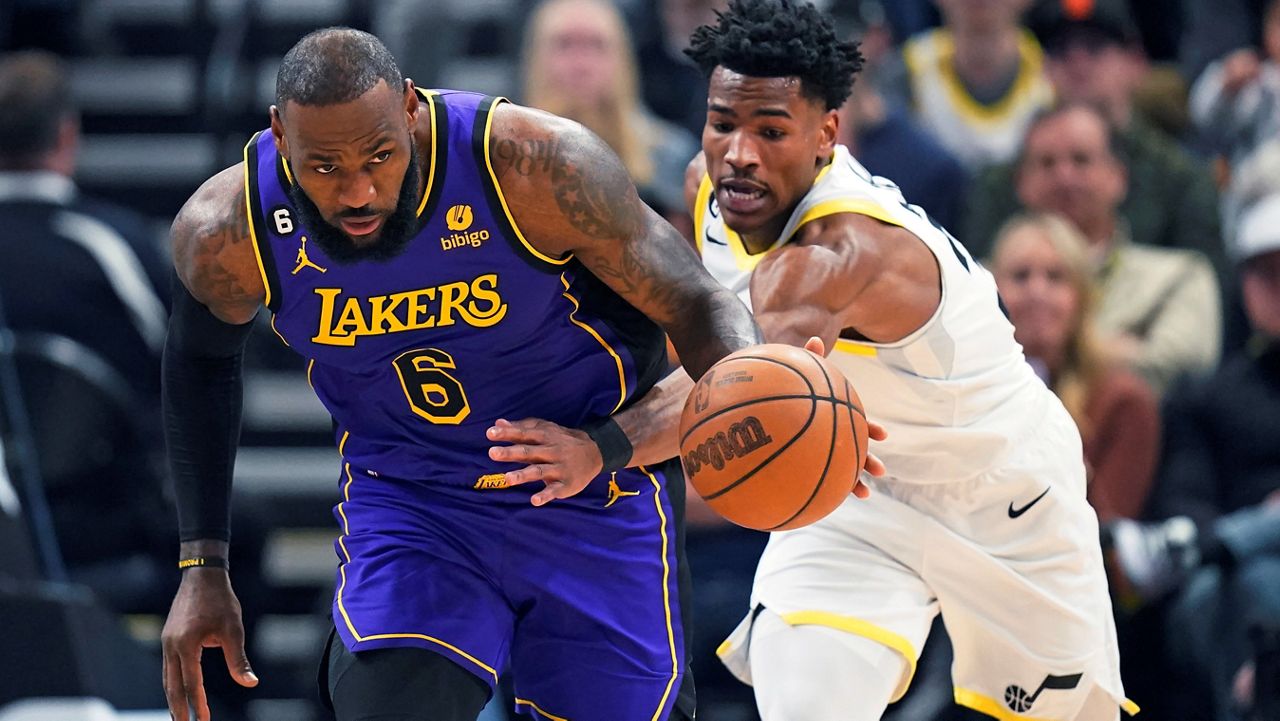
[[800, 336, 886, 499], [161, 569, 258, 721], [487, 418, 604, 506]]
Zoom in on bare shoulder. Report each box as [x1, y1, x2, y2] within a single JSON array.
[[683, 152, 707, 217], [171, 163, 265, 324], [488, 102, 645, 255]]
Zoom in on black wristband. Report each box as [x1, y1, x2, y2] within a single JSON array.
[[583, 417, 633, 472], [178, 556, 229, 571]]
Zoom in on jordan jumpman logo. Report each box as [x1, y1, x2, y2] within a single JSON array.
[[605, 472, 640, 508], [292, 236, 327, 275]]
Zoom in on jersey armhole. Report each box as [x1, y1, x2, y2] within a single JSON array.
[[242, 131, 283, 312], [472, 96, 572, 270]]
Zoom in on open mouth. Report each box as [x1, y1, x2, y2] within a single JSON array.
[[340, 215, 384, 237], [718, 180, 768, 215]]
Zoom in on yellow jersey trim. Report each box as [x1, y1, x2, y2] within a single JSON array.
[[1122, 698, 1141, 715], [333, 463, 499, 682], [415, 90, 439, 218], [241, 138, 273, 309], [280, 156, 294, 186], [834, 338, 878, 357], [514, 698, 570, 721], [305, 358, 315, 389], [937, 30, 1046, 125], [338, 431, 349, 456], [954, 687, 1054, 721], [780, 610, 917, 702], [693, 174, 713, 255], [482, 97, 571, 266], [270, 315, 289, 347], [560, 274, 627, 413], [641, 464, 680, 721], [792, 198, 906, 237]]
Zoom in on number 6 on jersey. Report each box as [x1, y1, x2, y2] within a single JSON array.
[[393, 348, 470, 423]]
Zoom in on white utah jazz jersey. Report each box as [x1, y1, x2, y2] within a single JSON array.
[[694, 145, 1057, 484]]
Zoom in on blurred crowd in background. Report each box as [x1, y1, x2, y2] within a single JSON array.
[[0, 0, 1278, 720]]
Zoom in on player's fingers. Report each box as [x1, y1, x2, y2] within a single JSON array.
[[851, 479, 871, 499], [531, 481, 565, 506], [867, 422, 888, 441], [503, 464, 558, 487], [864, 453, 887, 477], [803, 336, 827, 357], [178, 644, 209, 721], [222, 622, 259, 688], [487, 421, 550, 446], [163, 645, 189, 721]]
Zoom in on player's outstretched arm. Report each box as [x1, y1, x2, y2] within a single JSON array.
[[161, 165, 264, 721]]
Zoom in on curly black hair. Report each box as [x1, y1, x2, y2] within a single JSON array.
[[684, 0, 863, 111]]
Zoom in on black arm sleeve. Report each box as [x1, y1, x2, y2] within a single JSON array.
[[162, 271, 255, 542]]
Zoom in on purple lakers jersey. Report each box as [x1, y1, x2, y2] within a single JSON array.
[[243, 90, 666, 485]]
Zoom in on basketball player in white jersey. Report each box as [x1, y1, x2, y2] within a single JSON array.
[[677, 2, 1130, 719]]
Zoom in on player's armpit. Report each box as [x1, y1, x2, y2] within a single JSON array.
[[489, 103, 760, 379], [170, 163, 266, 324]]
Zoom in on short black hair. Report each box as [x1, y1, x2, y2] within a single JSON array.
[[684, 0, 863, 111], [276, 27, 403, 109], [0, 51, 75, 167]]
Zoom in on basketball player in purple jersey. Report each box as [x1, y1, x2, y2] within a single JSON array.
[[159, 28, 760, 721]]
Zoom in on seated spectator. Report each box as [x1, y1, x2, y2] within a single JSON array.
[[992, 212, 1160, 521], [965, 0, 1226, 279], [635, 0, 727, 139], [838, 5, 970, 232], [1191, 0, 1280, 221], [1015, 103, 1221, 394], [522, 0, 699, 234], [1110, 192, 1280, 721], [878, 0, 1053, 170]]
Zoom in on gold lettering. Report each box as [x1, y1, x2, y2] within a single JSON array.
[[368, 294, 409, 334], [312, 288, 356, 346], [401, 287, 437, 330], [333, 297, 372, 338], [461, 274, 508, 327], [436, 281, 470, 327]]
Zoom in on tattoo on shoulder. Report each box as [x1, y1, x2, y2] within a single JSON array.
[[494, 138, 561, 177], [548, 135, 644, 241], [187, 182, 256, 305]]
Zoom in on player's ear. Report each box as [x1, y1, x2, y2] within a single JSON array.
[[403, 78, 420, 127], [818, 108, 838, 160], [269, 105, 289, 157]]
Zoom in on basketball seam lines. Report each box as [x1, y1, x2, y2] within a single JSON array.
[[765, 351, 842, 530], [696, 356, 819, 501]]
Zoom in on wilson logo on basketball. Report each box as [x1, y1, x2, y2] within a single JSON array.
[[682, 416, 774, 478]]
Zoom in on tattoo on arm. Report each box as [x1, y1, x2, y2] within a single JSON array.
[[494, 138, 562, 177]]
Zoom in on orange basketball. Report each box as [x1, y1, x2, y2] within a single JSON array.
[[678, 344, 869, 531]]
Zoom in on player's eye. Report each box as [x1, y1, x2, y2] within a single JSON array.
[[370, 151, 392, 163], [315, 164, 336, 175], [712, 122, 733, 133], [762, 128, 785, 140]]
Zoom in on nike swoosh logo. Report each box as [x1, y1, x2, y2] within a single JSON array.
[[1008, 487, 1050, 518], [704, 230, 727, 246]]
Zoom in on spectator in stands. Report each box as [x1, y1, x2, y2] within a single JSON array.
[[837, 3, 969, 232], [1015, 104, 1221, 394], [1191, 0, 1280, 171], [1110, 192, 1280, 721], [991, 212, 1160, 521], [964, 0, 1226, 278], [635, 0, 728, 139], [878, 0, 1053, 170], [1180, 0, 1272, 84], [522, 0, 699, 235]]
